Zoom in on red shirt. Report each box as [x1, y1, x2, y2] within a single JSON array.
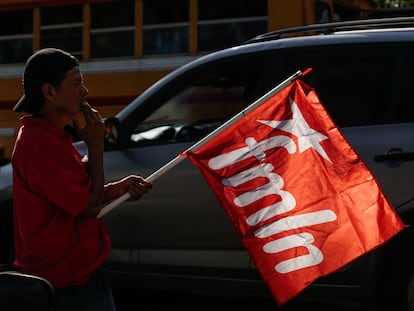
[[12, 116, 111, 288]]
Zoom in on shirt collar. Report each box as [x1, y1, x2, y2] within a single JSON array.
[[20, 115, 74, 143]]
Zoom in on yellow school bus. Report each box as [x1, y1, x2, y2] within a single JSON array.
[[0, 0, 376, 161]]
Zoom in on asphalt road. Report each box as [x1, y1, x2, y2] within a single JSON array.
[[113, 288, 346, 311]]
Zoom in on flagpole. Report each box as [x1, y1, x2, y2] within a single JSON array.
[[98, 69, 309, 218]]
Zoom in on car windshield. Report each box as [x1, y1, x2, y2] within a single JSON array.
[[130, 54, 266, 145], [131, 85, 246, 144]]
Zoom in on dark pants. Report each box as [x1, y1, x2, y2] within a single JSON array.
[[54, 269, 116, 311]]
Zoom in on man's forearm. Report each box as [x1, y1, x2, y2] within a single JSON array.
[[82, 144, 105, 216]]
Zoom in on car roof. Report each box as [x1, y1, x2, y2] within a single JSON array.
[[117, 16, 414, 121], [246, 16, 414, 43]]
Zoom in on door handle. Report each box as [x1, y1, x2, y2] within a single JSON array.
[[374, 148, 414, 162]]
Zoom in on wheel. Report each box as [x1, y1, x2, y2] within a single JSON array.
[[406, 271, 414, 311], [382, 224, 414, 311], [0, 200, 14, 263]]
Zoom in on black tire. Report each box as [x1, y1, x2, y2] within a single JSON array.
[[382, 224, 414, 311], [0, 200, 14, 264]]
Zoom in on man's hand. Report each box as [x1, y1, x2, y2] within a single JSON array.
[[73, 102, 105, 147], [75, 102, 106, 217], [104, 175, 153, 203], [123, 175, 153, 200]]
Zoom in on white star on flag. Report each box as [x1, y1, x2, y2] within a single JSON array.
[[258, 97, 331, 162]]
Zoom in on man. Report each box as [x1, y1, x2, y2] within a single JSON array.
[[12, 48, 152, 311]]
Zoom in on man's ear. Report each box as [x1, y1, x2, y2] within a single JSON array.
[[41, 83, 55, 100]]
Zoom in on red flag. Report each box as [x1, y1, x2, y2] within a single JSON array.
[[186, 79, 406, 305]]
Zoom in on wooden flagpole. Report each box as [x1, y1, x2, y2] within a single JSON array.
[[98, 69, 309, 218]]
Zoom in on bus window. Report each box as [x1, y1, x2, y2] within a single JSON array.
[[41, 5, 83, 59], [0, 9, 32, 64], [314, 0, 333, 23], [333, 3, 365, 21], [90, 1, 135, 58], [143, 0, 189, 56], [198, 0, 267, 52]]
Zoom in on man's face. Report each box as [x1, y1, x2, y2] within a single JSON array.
[[51, 67, 89, 116]]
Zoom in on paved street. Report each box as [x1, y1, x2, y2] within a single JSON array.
[[113, 288, 346, 311]]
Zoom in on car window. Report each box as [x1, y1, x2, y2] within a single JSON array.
[[263, 42, 414, 127], [130, 54, 266, 145]]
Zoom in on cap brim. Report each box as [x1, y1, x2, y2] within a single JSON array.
[[13, 95, 27, 112]]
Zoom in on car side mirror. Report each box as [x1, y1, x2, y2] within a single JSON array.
[[104, 117, 120, 148]]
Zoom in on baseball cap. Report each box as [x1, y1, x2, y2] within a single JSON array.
[[13, 48, 79, 113]]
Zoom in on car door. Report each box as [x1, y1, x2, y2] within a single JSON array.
[[101, 52, 270, 270], [262, 41, 414, 215]]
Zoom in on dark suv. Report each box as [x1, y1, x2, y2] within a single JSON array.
[[2, 17, 414, 311]]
